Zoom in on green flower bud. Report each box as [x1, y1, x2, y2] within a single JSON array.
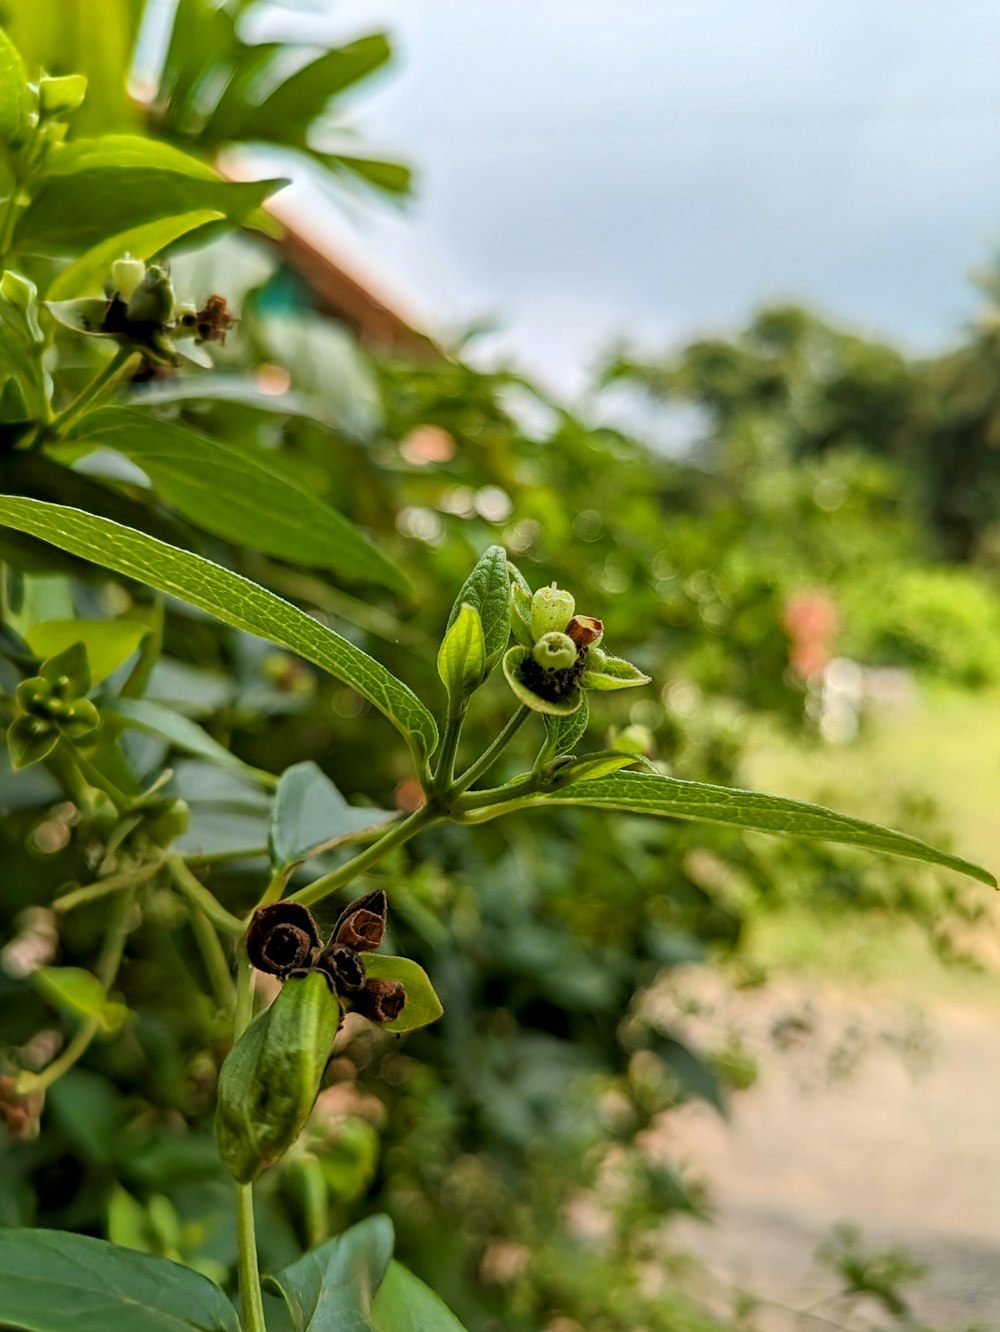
[[530, 584, 575, 639], [112, 254, 146, 303], [144, 798, 191, 848], [532, 631, 578, 672], [38, 74, 88, 117], [215, 971, 341, 1183], [126, 264, 175, 325]]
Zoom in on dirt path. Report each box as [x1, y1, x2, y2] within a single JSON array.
[[660, 984, 1000, 1328]]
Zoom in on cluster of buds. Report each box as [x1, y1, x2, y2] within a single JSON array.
[[45, 255, 235, 368], [7, 643, 99, 770], [503, 580, 650, 716], [246, 890, 406, 1027]]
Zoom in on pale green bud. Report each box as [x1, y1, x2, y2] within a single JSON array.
[[38, 74, 87, 117], [530, 584, 575, 639], [112, 254, 146, 303], [532, 631, 578, 672], [126, 264, 175, 324]]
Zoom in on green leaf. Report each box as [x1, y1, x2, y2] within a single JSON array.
[[47, 210, 225, 299], [16, 136, 285, 255], [326, 155, 413, 197], [32, 965, 128, 1033], [216, 972, 341, 1183], [103, 696, 275, 786], [40, 640, 91, 695], [656, 1035, 727, 1115], [45, 297, 112, 335], [269, 760, 394, 870], [7, 713, 58, 768], [26, 618, 147, 684], [502, 646, 582, 717], [242, 36, 392, 141], [0, 496, 439, 763], [534, 771, 996, 886], [0, 27, 32, 148], [0, 269, 49, 419], [362, 955, 444, 1033], [371, 1261, 470, 1332], [437, 603, 486, 713], [66, 408, 406, 593], [548, 750, 639, 785], [263, 1214, 394, 1332], [580, 649, 651, 691], [0, 1227, 241, 1331], [542, 694, 590, 756], [446, 545, 510, 670], [509, 579, 534, 646]]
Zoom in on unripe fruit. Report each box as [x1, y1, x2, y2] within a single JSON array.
[[530, 585, 575, 640], [532, 631, 578, 672], [145, 798, 191, 848], [112, 254, 146, 303]]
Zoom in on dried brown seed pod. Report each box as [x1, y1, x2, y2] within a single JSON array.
[[331, 889, 387, 953], [246, 901, 320, 978], [316, 943, 367, 995], [352, 977, 406, 1025], [566, 615, 603, 648]]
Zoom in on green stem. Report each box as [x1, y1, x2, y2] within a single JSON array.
[[431, 710, 465, 798], [183, 846, 270, 868], [452, 705, 531, 795], [288, 806, 438, 910], [233, 953, 267, 1332], [168, 857, 244, 938], [46, 347, 134, 438], [189, 907, 236, 1011], [54, 859, 163, 914], [453, 772, 544, 818], [20, 887, 136, 1094]]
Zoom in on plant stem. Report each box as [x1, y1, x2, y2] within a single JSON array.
[[189, 907, 236, 1011], [288, 805, 437, 909], [431, 710, 465, 798], [232, 952, 267, 1332], [46, 346, 134, 438], [168, 857, 244, 937], [452, 705, 531, 795], [54, 860, 163, 913], [183, 846, 270, 868], [20, 886, 136, 1094]]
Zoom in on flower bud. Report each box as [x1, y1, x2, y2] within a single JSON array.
[[145, 798, 191, 848], [530, 585, 575, 639], [112, 254, 146, 303], [38, 74, 88, 117], [246, 902, 321, 979], [532, 631, 578, 672], [215, 971, 341, 1182], [126, 264, 175, 325]]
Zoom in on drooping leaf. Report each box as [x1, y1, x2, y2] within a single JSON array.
[[269, 760, 394, 870], [47, 210, 225, 299], [26, 618, 148, 684], [67, 408, 407, 592], [370, 1261, 470, 1332], [533, 771, 996, 885], [263, 1214, 394, 1332], [445, 546, 510, 671], [579, 649, 651, 691], [241, 36, 392, 141], [32, 966, 128, 1033], [542, 695, 590, 756], [362, 955, 444, 1033], [0, 1227, 241, 1331], [103, 696, 275, 787], [15, 136, 285, 254], [0, 496, 439, 763]]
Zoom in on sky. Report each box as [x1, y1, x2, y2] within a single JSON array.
[[257, 0, 1000, 396]]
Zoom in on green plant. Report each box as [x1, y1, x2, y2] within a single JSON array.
[[0, 23, 995, 1332]]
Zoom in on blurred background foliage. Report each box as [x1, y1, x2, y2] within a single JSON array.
[[0, 3, 997, 1331]]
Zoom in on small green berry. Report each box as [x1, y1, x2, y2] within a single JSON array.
[[532, 631, 578, 672], [112, 254, 146, 303]]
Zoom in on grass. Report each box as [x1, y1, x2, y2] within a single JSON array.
[[739, 683, 1000, 1004]]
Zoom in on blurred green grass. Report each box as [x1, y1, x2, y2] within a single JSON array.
[[741, 685, 1000, 1001]]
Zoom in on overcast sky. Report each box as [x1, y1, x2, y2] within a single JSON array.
[[261, 0, 1000, 395]]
